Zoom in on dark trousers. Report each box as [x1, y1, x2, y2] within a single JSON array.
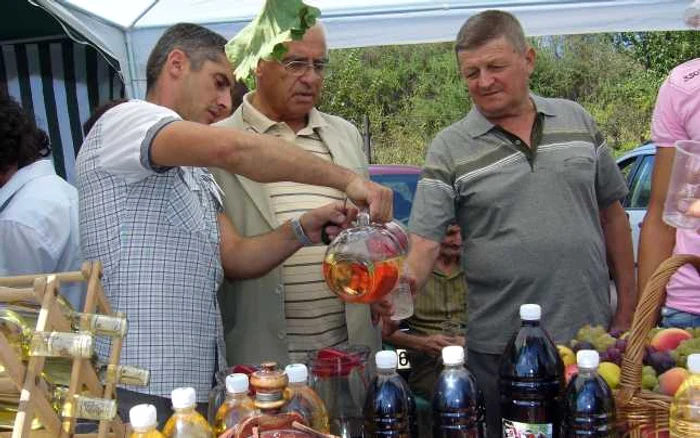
[[467, 349, 501, 438], [116, 388, 209, 430]]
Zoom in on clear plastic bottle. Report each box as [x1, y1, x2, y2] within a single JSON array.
[[283, 363, 331, 433], [499, 304, 564, 438], [432, 345, 485, 437], [670, 353, 700, 437], [162, 387, 213, 438], [214, 373, 255, 435], [129, 404, 164, 438], [363, 350, 415, 437], [563, 350, 615, 437]]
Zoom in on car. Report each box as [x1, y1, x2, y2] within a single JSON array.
[[616, 142, 656, 262], [369, 164, 421, 225]]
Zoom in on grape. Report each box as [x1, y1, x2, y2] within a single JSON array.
[[670, 337, 700, 368], [606, 347, 622, 366], [592, 333, 616, 353], [573, 341, 594, 353], [614, 338, 627, 353], [642, 373, 658, 390], [642, 365, 657, 377], [609, 328, 624, 338], [647, 351, 675, 375]]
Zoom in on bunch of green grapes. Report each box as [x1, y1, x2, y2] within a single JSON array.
[[576, 325, 616, 352], [641, 365, 658, 391], [670, 338, 700, 368], [685, 327, 700, 339]]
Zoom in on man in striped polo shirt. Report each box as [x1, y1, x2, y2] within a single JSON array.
[[213, 23, 383, 367], [406, 10, 636, 436]]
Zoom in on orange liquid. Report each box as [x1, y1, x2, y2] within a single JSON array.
[[322, 255, 402, 303]]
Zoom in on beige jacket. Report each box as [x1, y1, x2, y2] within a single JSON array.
[[211, 101, 381, 367]]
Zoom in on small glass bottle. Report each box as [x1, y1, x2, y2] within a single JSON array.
[[29, 331, 94, 358], [162, 387, 213, 438], [214, 373, 255, 435], [71, 312, 127, 337], [129, 404, 165, 438], [99, 363, 150, 386], [283, 363, 330, 433]]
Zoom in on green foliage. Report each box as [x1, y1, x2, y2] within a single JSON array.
[[316, 31, 697, 164], [225, 0, 320, 81]]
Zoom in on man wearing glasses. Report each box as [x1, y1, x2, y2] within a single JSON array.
[[212, 23, 382, 367]]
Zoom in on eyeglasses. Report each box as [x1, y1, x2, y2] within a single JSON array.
[[280, 58, 330, 77]]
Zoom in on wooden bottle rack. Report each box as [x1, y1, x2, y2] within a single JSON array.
[[0, 261, 126, 438]]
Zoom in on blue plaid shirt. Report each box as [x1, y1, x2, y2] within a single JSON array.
[[76, 100, 226, 401]]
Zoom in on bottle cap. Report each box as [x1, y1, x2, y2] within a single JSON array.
[[284, 363, 308, 384], [375, 350, 398, 369], [520, 304, 541, 321], [688, 354, 700, 373], [171, 387, 196, 409], [577, 349, 599, 369], [225, 373, 249, 394], [442, 345, 465, 365], [129, 404, 157, 429]]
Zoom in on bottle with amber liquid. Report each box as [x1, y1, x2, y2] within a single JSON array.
[[129, 404, 164, 438], [214, 373, 255, 435], [162, 387, 213, 438], [283, 363, 330, 433]]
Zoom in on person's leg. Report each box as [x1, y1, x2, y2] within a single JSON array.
[[407, 350, 440, 400], [467, 349, 501, 438], [116, 388, 173, 429], [661, 306, 700, 328]]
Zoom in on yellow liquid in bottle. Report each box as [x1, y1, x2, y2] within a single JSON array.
[[214, 393, 255, 435], [670, 372, 700, 437], [284, 384, 330, 433], [130, 427, 165, 438], [162, 407, 213, 438]]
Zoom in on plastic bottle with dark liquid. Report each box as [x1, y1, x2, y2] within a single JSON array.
[[364, 350, 414, 437], [563, 350, 615, 437], [432, 345, 485, 437], [499, 304, 564, 438]]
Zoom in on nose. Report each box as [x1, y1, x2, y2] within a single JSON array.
[[477, 71, 495, 90], [218, 90, 232, 115], [299, 65, 322, 84]]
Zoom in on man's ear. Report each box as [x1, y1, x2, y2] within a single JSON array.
[[165, 49, 188, 79]]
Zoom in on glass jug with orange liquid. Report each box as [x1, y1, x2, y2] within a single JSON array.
[[322, 210, 409, 303]]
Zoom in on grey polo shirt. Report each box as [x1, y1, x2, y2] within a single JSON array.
[[409, 94, 628, 354]]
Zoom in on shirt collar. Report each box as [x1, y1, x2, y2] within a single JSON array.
[[0, 159, 57, 209], [462, 92, 555, 138], [241, 91, 328, 135]]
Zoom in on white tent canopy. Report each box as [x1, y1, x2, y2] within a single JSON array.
[[33, 0, 694, 98]]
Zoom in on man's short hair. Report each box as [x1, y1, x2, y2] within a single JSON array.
[[0, 89, 50, 173], [146, 23, 227, 92], [455, 10, 527, 54]]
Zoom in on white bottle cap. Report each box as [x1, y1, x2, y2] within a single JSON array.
[[442, 345, 465, 366], [375, 350, 398, 369], [285, 364, 309, 384], [225, 373, 249, 394], [577, 350, 599, 369], [520, 304, 541, 321], [129, 404, 157, 429], [171, 387, 196, 409], [688, 354, 700, 373]]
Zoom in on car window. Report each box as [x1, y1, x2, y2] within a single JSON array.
[[370, 173, 419, 225], [617, 156, 639, 184], [628, 154, 655, 209]]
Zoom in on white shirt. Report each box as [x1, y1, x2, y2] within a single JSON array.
[[0, 159, 84, 309]]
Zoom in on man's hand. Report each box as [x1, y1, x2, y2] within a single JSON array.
[[610, 309, 634, 333], [344, 175, 393, 222], [371, 297, 400, 337], [299, 201, 357, 244], [419, 334, 458, 357]]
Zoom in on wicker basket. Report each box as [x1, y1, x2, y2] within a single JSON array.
[[616, 254, 700, 437]]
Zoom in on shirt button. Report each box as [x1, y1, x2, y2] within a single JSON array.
[[515, 140, 521, 145], [275, 285, 282, 295], [277, 331, 286, 339]]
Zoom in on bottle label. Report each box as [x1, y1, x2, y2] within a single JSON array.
[[502, 419, 553, 438]]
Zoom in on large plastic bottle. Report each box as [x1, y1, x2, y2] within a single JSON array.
[[563, 350, 615, 437], [499, 304, 564, 438], [364, 350, 415, 437], [214, 373, 255, 435], [129, 404, 164, 438], [670, 353, 700, 437], [283, 363, 331, 433], [432, 345, 485, 438], [162, 387, 214, 438]]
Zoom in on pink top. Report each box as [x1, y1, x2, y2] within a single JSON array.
[[651, 58, 700, 313]]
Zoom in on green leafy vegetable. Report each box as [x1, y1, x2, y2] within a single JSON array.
[[225, 0, 321, 81]]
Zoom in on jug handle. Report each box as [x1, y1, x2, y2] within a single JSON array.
[[357, 208, 370, 226]]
